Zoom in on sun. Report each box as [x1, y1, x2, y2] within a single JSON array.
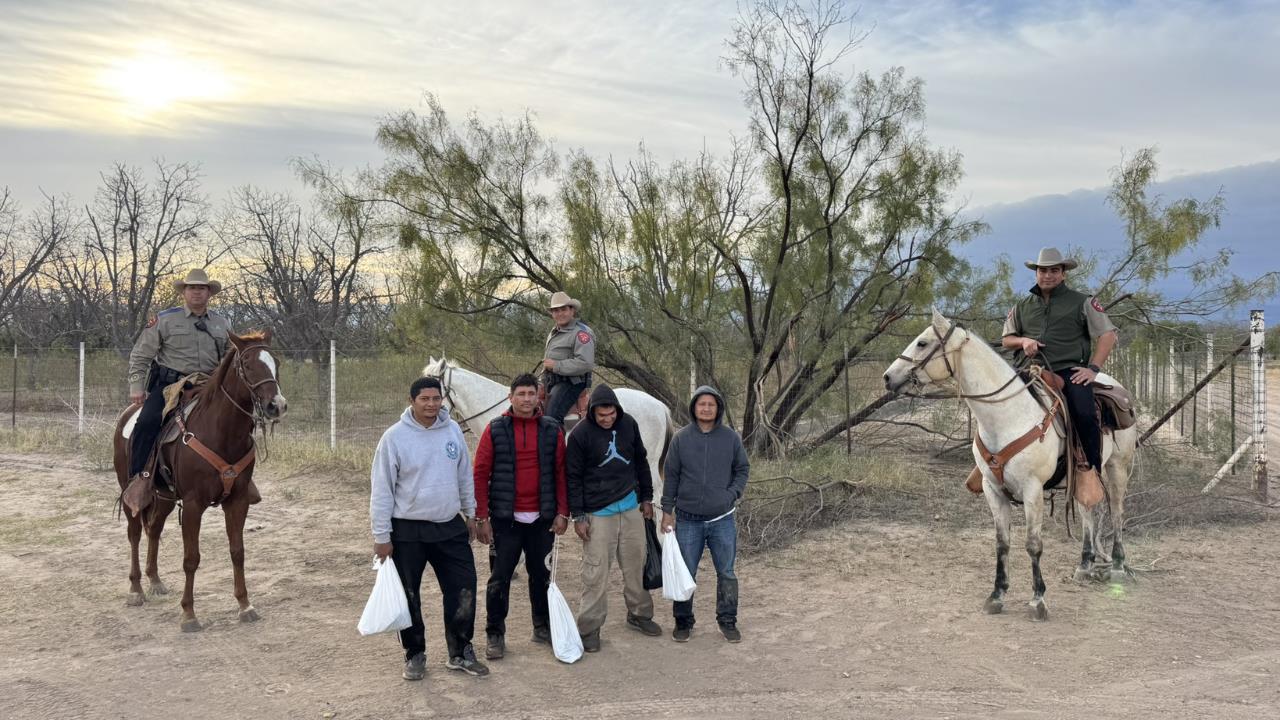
[[102, 40, 231, 115]]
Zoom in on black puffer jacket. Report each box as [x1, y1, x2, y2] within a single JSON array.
[[565, 384, 652, 516]]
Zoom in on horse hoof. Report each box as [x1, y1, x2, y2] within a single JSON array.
[[239, 606, 261, 623], [126, 592, 145, 607], [983, 597, 1004, 614], [148, 580, 169, 596], [1028, 601, 1049, 622], [1109, 566, 1137, 585], [1073, 567, 1092, 583], [181, 619, 203, 633]]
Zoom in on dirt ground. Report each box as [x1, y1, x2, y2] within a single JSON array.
[[2, 439, 1279, 720]]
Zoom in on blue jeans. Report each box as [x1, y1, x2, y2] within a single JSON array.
[[672, 511, 738, 628]]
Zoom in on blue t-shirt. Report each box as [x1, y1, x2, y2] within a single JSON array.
[[591, 490, 638, 517]]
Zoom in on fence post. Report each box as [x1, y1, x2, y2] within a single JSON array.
[[1206, 333, 1214, 435], [78, 342, 85, 435], [329, 340, 337, 450], [1191, 353, 1199, 446], [10, 342, 16, 429], [1251, 310, 1267, 500], [1179, 345, 1186, 435], [842, 341, 851, 455], [1231, 353, 1237, 474]]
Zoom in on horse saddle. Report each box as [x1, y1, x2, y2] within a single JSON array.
[[121, 375, 207, 515], [535, 383, 592, 422]]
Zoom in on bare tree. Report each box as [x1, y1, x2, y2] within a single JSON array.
[[0, 189, 69, 333]]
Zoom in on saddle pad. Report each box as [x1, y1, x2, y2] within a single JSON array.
[[120, 398, 201, 441]]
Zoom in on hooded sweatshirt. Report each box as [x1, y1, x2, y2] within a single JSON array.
[[370, 406, 474, 544], [566, 384, 653, 516], [661, 385, 750, 519]]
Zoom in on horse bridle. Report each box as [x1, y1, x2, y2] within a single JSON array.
[[896, 322, 1023, 403], [220, 344, 282, 426], [433, 363, 505, 433]]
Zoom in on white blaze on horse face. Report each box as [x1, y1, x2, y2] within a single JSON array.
[[259, 349, 278, 379]]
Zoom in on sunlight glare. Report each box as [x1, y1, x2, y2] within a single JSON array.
[[102, 40, 231, 116]]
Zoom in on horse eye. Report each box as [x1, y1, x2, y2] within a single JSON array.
[[916, 340, 928, 348]]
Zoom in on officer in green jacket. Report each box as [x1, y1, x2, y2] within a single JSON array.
[[1000, 247, 1117, 487], [125, 269, 234, 488]]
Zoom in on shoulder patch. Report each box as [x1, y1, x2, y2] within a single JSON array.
[[146, 315, 158, 329], [1006, 308, 1014, 321], [576, 330, 592, 344], [1090, 297, 1105, 312]]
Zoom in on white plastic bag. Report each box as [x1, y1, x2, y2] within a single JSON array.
[[357, 556, 413, 636], [547, 537, 583, 663], [661, 528, 697, 602]]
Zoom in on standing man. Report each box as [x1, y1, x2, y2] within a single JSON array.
[[566, 384, 661, 653], [124, 269, 232, 506], [472, 374, 570, 662], [661, 386, 750, 644], [370, 376, 488, 681], [1001, 247, 1118, 494], [542, 291, 595, 424]]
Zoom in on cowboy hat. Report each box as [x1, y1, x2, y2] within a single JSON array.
[[1024, 247, 1078, 271], [173, 268, 223, 295], [548, 291, 581, 311]]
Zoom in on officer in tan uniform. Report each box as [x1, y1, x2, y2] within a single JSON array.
[[998, 247, 1117, 493], [126, 269, 234, 487], [542, 291, 595, 424]]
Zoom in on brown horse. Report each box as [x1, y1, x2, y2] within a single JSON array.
[[113, 330, 287, 632]]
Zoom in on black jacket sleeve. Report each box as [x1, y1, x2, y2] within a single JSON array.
[[565, 428, 586, 517]]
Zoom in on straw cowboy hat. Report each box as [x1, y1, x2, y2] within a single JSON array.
[[548, 291, 581, 311], [1024, 247, 1078, 271], [173, 268, 223, 295]]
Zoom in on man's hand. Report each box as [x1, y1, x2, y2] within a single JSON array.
[[1020, 337, 1045, 357], [474, 520, 493, 546], [542, 358, 556, 371], [574, 517, 591, 541], [130, 390, 146, 405], [661, 511, 676, 533], [640, 501, 654, 520], [552, 515, 569, 535], [1070, 366, 1098, 385], [374, 542, 393, 561]]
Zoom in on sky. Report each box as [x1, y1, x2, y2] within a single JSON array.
[[2, 0, 1279, 232]]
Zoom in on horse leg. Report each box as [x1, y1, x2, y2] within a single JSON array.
[[180, 505, 206, 632], [1024, 497, 1049, 621], [224, 496, 259, 622], [125, 510, 146, 606], [144, 502, 174, 596], [1073, 501, 1100, 583], [1106, 452, 1135, 584], [982, 490, 1012, 614]]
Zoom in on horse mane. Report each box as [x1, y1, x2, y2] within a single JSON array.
[[237, 330, 270, 343]]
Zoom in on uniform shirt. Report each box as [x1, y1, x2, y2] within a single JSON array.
[[543, 320, 595, 381], [127, 306, 233, 393], [1001, 283, 1116, 371]]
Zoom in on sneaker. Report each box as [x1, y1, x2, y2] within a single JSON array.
[[531, 626, 551, 645], [719, 623, 742, 643], [402, 652, 426, 681], [626, 615, 662, 636], [445, 646, 490, 677], [672, 626, 691, 643], [485, 633, 505, 660], [581, 630, 601, 653]]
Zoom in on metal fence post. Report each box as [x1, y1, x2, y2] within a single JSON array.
[[1251, 310, 1267, 499], [10, 342, 16, 429], [1206, 333, 1214, 435], [330, 339, 337, 450], [78, 342, 85, 435]]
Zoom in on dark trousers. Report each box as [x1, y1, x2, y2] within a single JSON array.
[[672, 511, 739, 628], [485, 517, 554, 636], [545, 381, 589, 425], [391, 521, 477, 660], [128, 386, 168, 477], [1057, 369, 1102, 471]]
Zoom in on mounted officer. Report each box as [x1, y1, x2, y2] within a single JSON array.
[[125, 269, 234, 494], [541, 291, 595, 425], [1000, 247, 1117, 493]]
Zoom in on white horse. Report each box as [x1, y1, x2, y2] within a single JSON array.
[[882, 310, 1138, 621], [423, 356, 674, 500]]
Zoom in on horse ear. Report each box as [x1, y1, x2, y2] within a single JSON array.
[[931, 306, 950, 331], [228, 331, 244, 350]]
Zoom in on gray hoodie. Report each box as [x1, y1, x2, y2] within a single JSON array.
[[661, 385, 750, 518], [370, 406, 475, 543]]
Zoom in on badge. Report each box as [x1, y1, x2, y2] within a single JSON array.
[[576, 331, 591, 344], [1090, 297, 1105, 313], [445, 441, 459, 460], [146, 316, 157, 328]]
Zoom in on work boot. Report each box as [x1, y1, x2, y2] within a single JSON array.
[[581, 630, 601, 653], [719, 622, 742, 643], [626, 614, 662, 636], [672, 624, 691, 643], [531, 626, 551, 645], [402, 652, 426, 681], [485, 633, 505, 660]]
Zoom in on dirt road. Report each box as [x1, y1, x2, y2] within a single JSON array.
[[2, 448, 1279, 720]]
